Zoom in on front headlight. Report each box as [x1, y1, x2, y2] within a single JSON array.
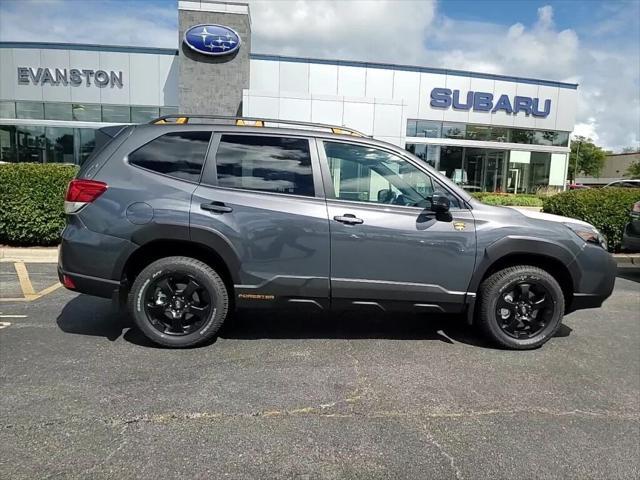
[[564, 222, 607, 250]]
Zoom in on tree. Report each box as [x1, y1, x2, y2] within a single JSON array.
[[622, 146, 640, 153], [568, 136, 606, 180], [627, 161, 640, 179]]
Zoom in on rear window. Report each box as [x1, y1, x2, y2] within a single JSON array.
[[215, 135, 315, 197], [128, 131, 211, 182]]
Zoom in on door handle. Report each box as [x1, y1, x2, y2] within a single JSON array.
[[334, 214, 364, 225], [201, 202, 233, 214]]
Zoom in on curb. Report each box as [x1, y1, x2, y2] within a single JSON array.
[[614, 253, 640, 267], [0, 246, 59, 263]]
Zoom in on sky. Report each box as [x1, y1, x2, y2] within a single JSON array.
[[0, 0, 638, 151]]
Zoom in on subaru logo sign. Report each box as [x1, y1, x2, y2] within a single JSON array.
[[183, 24, 241, 56]]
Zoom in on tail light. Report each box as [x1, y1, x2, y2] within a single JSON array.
[[64, 179, 107, 214]]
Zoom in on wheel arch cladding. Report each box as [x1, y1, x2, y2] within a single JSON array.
[[470, 236, 578, 305], [122, 238, 240, 293]]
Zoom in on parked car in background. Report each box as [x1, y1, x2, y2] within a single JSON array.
[[568, 183, 590, 190], [622, 201, 640, 251], [604, 179, 640, 188]]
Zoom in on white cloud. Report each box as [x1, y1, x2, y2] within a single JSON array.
[[248, 0, 437, 64]]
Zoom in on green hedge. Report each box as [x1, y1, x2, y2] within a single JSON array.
[[543, 188, 640, 252], [472, 192, 544, 207], [0, 163, 78, 246]]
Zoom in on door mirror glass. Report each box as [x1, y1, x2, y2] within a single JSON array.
[[430, 194, 450, 213]]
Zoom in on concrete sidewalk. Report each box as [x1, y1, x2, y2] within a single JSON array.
[[0, 246, 59, 263], [2, 244, 639, 267]]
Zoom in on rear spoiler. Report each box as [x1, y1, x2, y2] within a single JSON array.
[[77, 125, 133, 179], [94, 125, 130, 151]]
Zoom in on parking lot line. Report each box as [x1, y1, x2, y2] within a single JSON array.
[[0, 262, 62, 302], [14, 261, 37, 298]]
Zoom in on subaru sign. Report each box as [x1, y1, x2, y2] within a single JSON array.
[[183, 24, 241, 56], [430, 88, 551, 118]]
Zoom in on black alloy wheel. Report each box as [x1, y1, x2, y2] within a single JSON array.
[[144, 273, 212, 336], [495, 281, 552, 339], [129, 256, 229, 348], [478, 265, 565, 350]]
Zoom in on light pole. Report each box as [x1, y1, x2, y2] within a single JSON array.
[[573, 140, 581, 183]]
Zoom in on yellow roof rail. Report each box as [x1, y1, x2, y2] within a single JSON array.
[[236, 119, 264, 127], [149, 115, 368, 137]]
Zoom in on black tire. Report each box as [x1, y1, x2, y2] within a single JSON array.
[[478, 265, 565, 350], [128, 256, 229, 348]]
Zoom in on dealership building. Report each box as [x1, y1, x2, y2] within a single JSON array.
[[0, 0, 578, 193]]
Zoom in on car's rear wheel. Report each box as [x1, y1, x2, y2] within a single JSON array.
[[478, 265, 565, 350], [129, 256, 229, 348]]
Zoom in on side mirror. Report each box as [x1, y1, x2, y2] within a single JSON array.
[[430, 194, 450, 213], [377, 188, 396, 203]]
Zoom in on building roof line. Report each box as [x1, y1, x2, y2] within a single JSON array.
[[250, 53, 579, 90], [0, 42, 579, 89], [0, 41, 179, 56]]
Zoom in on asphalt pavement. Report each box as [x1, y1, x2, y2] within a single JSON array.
[[0, 263, 639, 479]]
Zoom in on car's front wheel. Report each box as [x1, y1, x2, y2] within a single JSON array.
[[129, 256, 229, 348], [478, 265, 565, 349]]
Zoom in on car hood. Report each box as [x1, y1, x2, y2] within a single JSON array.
[[509, 207, 594, 228]]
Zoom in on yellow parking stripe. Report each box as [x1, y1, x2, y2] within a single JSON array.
[[14, 261, 37, 298], [0, 262, 62, 302], [38, 283, 62, 296]]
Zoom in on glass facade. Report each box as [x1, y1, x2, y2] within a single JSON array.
[[0, 102, 179, 165], [1, 124, 101, 165], [0, 101, 178, 124], [406, 119, 570, 147], [406, 143, 567, 194]]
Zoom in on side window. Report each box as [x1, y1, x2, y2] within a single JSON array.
[[215, 135, 315, 197], [128, 131, 211, 182], [324, 141, 460, 208]]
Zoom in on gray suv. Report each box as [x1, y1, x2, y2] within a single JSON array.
[[58, 115, 616, 349]]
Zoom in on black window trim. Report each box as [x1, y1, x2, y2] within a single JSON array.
[[125, 129, 214, 185], [201, 132, 325, 199], [316, 136, 469, 211]]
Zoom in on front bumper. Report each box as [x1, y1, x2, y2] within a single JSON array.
[[567, 244, 617, 312]]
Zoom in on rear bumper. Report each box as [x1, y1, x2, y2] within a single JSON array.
[[58, 266, 122, 299], [567, 245, 617, 312], [58, 216, 136, 299]]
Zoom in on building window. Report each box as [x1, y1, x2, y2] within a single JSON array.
[[44, 103, 73, 121], [16, 102, 44, 120], [131, 106, 160, 123], [16, 125, 46, 162], [406, 143, 440, 168], [465, 124, 492, 141], [442, 122, 466, 139], [0, 125, 17, 162], [77, 128, 96, 165], [160, 106, 179, 117], [0, 101, 16, 119], [101, 105, 131, 123], [406, 120, 570, 147], [215, 135, 315, 197], [128, 131, 211, 182], [72, 104, 102, 122], [44, 127, 74, 163]]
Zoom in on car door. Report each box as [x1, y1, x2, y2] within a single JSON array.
[[190, 132, 331, 309], [318, 139, 477, 313]]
